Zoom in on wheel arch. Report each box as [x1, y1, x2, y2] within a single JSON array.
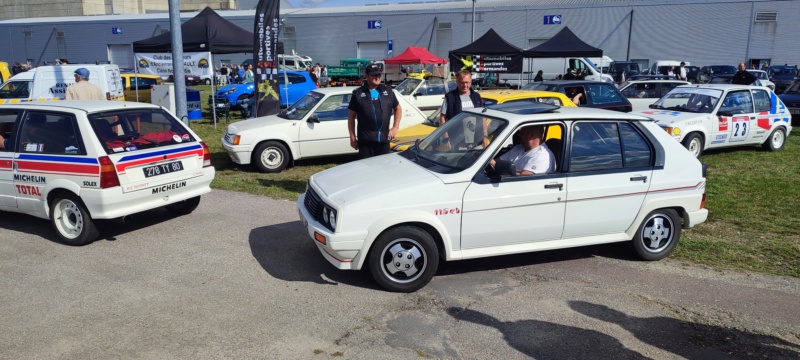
[[680, 127, 707, 148], [352, 213, 454, 270], [45, 187, 83, 218], [250, 136, 297, 164]]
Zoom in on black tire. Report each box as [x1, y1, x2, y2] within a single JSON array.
[[253, 141, 290, 173], [368, 226, 439, 293], [235, 94, 248, 109], [204, 78, 212, 85], [49, 194, 99, 246], [681, 133, 703, 158], [633, 209, 681, 261], [164, 196, 201, 216], [762, 128, 786, 152]]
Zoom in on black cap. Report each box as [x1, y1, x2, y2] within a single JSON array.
[[365, 64, 382, 76], [680, 61, 685, 65]]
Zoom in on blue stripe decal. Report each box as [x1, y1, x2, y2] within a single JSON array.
[[17, 154, 99, 164], [118, 144, 202, 162]]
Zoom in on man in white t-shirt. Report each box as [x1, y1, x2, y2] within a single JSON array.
[[491, 126, 555, 175], [677, 62, 688, 81], [440, 70, 482, 125]]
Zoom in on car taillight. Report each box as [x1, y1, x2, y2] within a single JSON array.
[[700, 193, 706, 209], [200, 141, 211, 167], [98, 156, 120, 188]]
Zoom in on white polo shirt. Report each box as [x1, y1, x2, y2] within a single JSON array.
[[499, 142, 555, 174]]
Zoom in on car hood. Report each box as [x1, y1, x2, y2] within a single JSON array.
[[217, 84, 252, 94], [311, 154, 441, 206], [226, 114, 295, 134], [633, 110, 709, 126]]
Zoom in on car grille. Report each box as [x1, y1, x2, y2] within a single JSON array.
[[304, 185, 324, 224]]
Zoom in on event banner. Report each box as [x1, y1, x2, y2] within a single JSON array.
[[135, 52, 212, 79], [253, 0, 281, 117], [448, 53, 523, 74]]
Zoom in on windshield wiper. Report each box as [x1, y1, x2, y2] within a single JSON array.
[[413, 138, 420, 162]]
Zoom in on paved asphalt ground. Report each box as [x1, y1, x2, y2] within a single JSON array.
[[1, 189, 798, 359]]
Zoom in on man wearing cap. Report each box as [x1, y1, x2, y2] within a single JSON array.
[[347, 63, 402, 159], [66, 68, 104, 100]]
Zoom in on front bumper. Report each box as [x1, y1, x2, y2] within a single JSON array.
[[297, 193, 367, 270], [220, 139, 251, 165]]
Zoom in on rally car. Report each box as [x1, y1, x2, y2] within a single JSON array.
[[298, 102, 708, 292], [0, 101, 215, 245], [634, 84, 792, 157]]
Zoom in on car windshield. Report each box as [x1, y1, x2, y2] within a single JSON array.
[[524, 83, 558, 91], [583, 58, 601, 73], [747, 71, 768, 80], [769, 67, 798, 77], [395, 78, 422, 95], [405, 112, 507, 173], [0, 80, 33, 99], [651, 87, 722, 114], [88, 108, 196, 154], [615, 63, 640, 73], [279, 91, 325, 120], [711, 66, 736, 74], [786, 79, 800, 93]]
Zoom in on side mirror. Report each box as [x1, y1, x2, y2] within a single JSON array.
[[307, 114, 320, 123], [649, 104, 659, 109]]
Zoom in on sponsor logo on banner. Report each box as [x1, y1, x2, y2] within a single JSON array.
[[134, 52, 211, 78]]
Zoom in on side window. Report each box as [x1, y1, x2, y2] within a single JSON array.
[[659, 83, 682, 97], [426, 78, 445, 95], [587, 84, 623, 104], [312, 94, 350, 121], [720, 91, 754, 115], [19, 112, 83, 155], [620, 123, 653, 167], [569, 122, 622, 172], [288, 74, 306, 84], [0, 110, 21, 152], [751, 89, 771, 113]]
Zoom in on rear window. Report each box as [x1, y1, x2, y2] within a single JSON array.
[[88, 109, 196, 154]]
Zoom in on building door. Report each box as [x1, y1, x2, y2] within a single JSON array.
[[108, 44, 134, 69]]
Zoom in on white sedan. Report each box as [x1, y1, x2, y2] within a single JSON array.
[[221, 87, 428, 173]]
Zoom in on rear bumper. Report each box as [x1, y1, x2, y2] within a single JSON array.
[[80, 167, 215, 219], [683, 208, 708, 228]]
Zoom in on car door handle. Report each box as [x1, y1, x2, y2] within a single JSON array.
[[750, 116, 755, 120], [630, 175, 648, 183], [544, 183, 563, 191]]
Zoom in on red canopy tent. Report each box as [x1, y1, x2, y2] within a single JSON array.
[[385, 46, 447, 65]]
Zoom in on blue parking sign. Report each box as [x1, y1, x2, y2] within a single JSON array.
[[112, 27, 122, 34], [368, 20, 382, 29], [543, 15, 562, 25]]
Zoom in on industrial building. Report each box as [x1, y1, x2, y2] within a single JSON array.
[[0, 0, 797, 74]]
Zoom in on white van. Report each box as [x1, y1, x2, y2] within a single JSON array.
[[506, 57, 614, 85], [587, 56, 614, 73], [0, 65, 124, 104], [649, 60, 689, 76]]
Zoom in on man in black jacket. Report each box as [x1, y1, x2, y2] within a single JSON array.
[[440, 70, 482, 125], [347, 64, 402, 158], [731, 63, 757, 85]]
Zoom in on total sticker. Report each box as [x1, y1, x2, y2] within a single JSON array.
[[173, 134, 182, 143]]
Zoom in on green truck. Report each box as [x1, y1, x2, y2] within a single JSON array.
[[327, 58, 374, 87]]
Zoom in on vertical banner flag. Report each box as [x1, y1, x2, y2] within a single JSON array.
[[253, 0, 281, 117]]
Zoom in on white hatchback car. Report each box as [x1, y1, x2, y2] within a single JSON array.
[[634, 84, 792, 157], [618, 80, 690, 111], [0, 101, 215, 245], [221, 87, 428, 173], [298, 102, 708, 292]]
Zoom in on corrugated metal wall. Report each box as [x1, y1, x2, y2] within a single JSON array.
[[1, 1, 798, 70]]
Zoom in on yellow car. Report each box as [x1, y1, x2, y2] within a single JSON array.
[[0, 61, 10, 83], [391, 90, 574, 151], [120, 73, 164, 103]]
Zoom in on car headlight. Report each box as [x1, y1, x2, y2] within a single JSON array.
[[225, 88, 237, 95], [665, 127, 681, 136], [329, 210, 336, 230], [319, 203, 338, 231]]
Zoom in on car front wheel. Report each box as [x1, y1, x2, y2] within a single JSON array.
[[369, 226, 439, 293], [50, 194, 99, 246], [253, 141, 289, 173], [762, 128, 786, 152], [205, 78, 212, 85], [682, 133, 703, 158], [632, 209, 681, 261]]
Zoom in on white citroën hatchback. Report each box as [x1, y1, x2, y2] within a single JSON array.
[[298, 102, 708, 292]]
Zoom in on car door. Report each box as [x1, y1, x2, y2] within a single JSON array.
[[0, 109, 21, 208], [718, 90, 756, 145], [562, 121, 654, 239], [751, 88, 779, 142], [460, 123, 567, 249], [298, 93, 356, 157]]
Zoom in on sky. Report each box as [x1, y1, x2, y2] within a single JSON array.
[[287, 0, 476, 8]]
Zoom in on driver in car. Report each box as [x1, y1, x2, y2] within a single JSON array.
[[490, 125, 555, 175]]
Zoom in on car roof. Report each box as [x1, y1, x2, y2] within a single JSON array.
[[0, 100, 162, 113], [624, 80, 690, 84], [311, 86, 360, 94], [679, 84, 771, 91], [479, 90, 569, 101], [538, 80, 608, 85], [463, 103, 651, 123]]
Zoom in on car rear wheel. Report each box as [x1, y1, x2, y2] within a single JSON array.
[[762, 128, 786, 152], [50, 194, 99, 246], [165, 196, 201, 215], [632, 209, 681, 261], [253, 141, 289, 173], [682, 133, 703, 158], [205, 78, 212, 85], [368, 226, 439, 293]]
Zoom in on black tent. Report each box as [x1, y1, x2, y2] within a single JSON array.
[[449, 28, 523, 73], [522, 27, 602, 58], [132, 7, 253, 54]]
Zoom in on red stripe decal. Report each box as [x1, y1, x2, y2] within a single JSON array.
[[16, 161, 99, 174]]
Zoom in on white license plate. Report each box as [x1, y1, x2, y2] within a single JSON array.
[[143, 161, 183, 178]]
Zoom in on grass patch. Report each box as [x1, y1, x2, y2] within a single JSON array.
[[185, 91, 800, 278]]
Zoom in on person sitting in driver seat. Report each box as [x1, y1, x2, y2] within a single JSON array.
[[490, 125, 554, 175]]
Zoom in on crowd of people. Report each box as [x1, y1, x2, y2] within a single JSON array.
[[215, 64, 254, 85]]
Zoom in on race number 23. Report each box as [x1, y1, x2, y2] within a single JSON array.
[[730, 116, 749, 142]]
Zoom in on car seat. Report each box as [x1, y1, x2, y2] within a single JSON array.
[[92, 119, 117, 142], [545, 138, 562, 171]]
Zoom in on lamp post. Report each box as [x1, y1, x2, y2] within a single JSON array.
[[471, 0, 476, 42]]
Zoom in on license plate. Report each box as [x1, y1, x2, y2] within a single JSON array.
[[790, 109, 800, 114], [143, 161, 183, 178]]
